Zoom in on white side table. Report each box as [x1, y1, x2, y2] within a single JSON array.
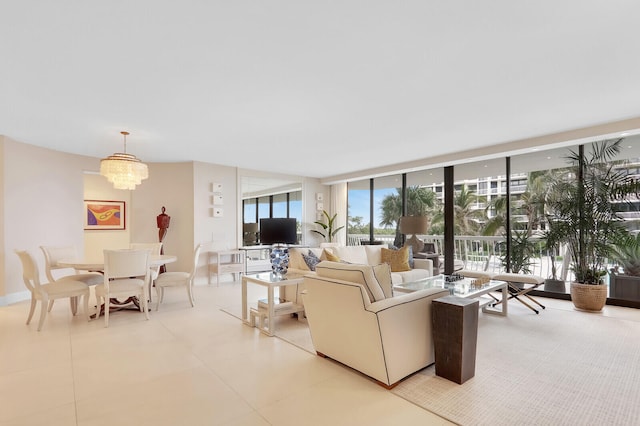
[[242, 272, 305, 336], [208, 250, 245, 286]]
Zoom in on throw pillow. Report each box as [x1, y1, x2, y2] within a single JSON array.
[[381, 246, 411, 272], [407, 244, 414, 268], [390, 244, 414, 268], [372, 262, 393, 298], [323, 249, 340, 262], [301, 250, 321, 271]]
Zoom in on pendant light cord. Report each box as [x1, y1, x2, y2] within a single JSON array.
[[121, 131, 129, 154]]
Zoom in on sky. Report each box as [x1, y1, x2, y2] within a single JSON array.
[[348, 188, 396, 228]]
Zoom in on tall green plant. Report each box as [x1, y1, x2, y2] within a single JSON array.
[[500, 230, 537, 274], [311, 210, 344, 243], [610, 232, 640, 277], [545, 139, 629, 284]]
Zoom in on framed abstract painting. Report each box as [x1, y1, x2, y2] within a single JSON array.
[[84, 200, 126, 230]]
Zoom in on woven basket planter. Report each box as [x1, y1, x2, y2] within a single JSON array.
[[570, 282, 607, 311]]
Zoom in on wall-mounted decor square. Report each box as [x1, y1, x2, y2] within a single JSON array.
[[212, 182, 223, 193], [212, 207, 224, 218], [84, 200, 126, 230]]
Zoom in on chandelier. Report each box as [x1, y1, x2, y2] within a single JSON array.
[[100, 131, 149, 190]]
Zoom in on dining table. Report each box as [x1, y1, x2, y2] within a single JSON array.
[[58, 254, 177, 316], [58, 254, 177, 273]]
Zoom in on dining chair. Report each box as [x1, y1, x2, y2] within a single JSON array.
[[15, 249, 90, 331], [95, 249, 151, 327], [129, 242, 163, 300], [40, 245, 103, 311], [129, 243, 162, 277], [154, 244, 202, 310]]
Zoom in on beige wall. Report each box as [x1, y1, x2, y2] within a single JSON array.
[[130, 162, 195, 273], [193, 161, 238, 249], [83, 173, 132, 259], [0, 136, 330, 304], [1, 136, 98, 303]]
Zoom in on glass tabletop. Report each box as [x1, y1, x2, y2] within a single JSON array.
[[395, 274, 504, 297], [245, 271, 306, 283]]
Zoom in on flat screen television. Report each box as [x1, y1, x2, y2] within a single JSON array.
[[259, 218, 297, 245]]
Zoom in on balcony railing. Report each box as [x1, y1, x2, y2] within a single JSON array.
[[346, 233, 576, 281]]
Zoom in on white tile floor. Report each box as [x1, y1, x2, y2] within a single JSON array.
[[0, 278, 454, 426]]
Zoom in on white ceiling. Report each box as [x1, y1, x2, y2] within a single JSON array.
[[2, 1, 640, 180]]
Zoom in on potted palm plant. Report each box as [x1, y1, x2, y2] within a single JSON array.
[[609, 232, 640, 301], [541, 217, 567, 293], [311, 210, 345, 244], [545, 139, 629, 311]]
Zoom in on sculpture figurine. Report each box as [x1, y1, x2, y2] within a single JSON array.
[[157, 206, 170, 273]]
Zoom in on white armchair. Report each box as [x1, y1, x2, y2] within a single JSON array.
[[302, 261, 449, 389]]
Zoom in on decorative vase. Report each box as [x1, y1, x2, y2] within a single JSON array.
[[570, 282, 607, 311], [270, 244, 289, 277]]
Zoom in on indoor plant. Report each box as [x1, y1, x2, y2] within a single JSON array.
[[609, 232, 640, 301], [541, 217, 567, 293], [545, 139, 629, 311], [500, 229, 536, 274], [311, 210, 345, 244]]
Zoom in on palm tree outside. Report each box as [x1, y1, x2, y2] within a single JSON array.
[[379, 186, 438, 247]]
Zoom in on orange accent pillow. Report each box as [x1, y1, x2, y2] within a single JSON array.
[[381, 246, 411, 272]]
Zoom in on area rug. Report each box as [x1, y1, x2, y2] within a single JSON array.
[[392, 305, 640, 425], [223, 302, 640, 425], [220, 305, 315, 354]]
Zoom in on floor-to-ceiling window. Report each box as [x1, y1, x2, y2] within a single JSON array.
[[340, 137, 640, 307], [404, 169, 443, 271], [509, 146, 575, 294], [347, 180, 371, 246], [347, 175, 403, 246], [373, 175, 402, 246], [243, 198, 257, 224]]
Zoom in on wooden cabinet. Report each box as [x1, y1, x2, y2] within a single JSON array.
[[208, 250, 245, 285]]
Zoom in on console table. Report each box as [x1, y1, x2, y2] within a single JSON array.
[[208, 250, 245, 286]]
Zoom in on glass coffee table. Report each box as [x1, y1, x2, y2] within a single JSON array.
[[394, 274, 508, 316]]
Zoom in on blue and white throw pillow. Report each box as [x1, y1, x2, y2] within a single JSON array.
[[302, 250, 321, 271]]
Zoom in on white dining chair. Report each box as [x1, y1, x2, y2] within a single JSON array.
[[95, 249, 151, 327], [40, 245, 103, 311], [154, 244, 202, 310], [130, 242, 163, 299], [15, 249, 90, 331], [129, 242, 162, 279]]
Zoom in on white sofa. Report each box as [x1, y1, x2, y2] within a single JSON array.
[[283, 245, 433, 306], [301, 261, 449, 388], [288, 245, 433, 283]]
